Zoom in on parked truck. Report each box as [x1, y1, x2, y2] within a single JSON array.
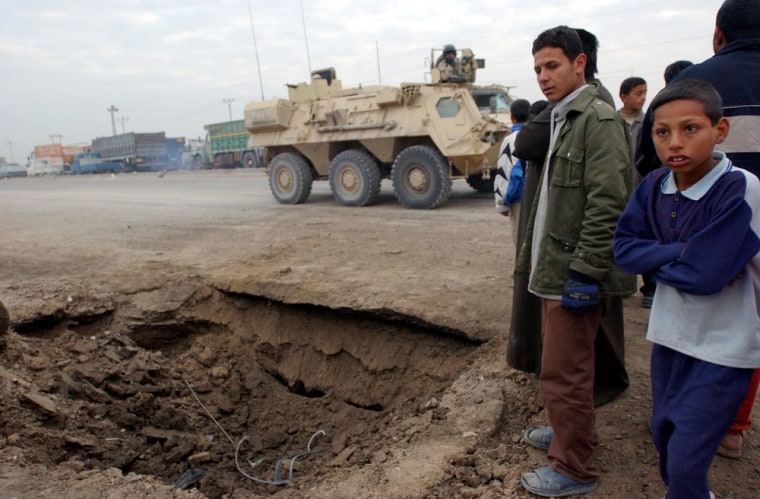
[[70, 151, 122, 174], [27, 157, 64, 176], [166, 136, 187, 170], [244, 51, 509, 210], [90, 132, 168, 172], [193, 120, 265, 170], [32, 143, 88, 170]]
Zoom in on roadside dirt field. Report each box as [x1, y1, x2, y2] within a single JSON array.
[[0, 169, 758, 498]]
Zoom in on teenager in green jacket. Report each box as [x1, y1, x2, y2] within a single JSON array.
[[517, 26, 635, 498]]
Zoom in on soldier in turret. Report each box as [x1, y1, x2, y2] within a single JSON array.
[[436, 44, 461, 82]]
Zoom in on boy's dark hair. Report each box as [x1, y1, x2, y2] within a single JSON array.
[[650, 79, 723, 125], [532, 26, 583, 63], [510, 99, 531, 123], [529, 100, 549, 117], [663, 60, 693, 84], [573, 28, 599, 80], [619, 77, 647, 96], [717, 0, 760, 43]]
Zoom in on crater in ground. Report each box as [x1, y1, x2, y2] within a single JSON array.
[[0, 282, 495, 498]]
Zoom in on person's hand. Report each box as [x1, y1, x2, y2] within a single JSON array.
[[561, 271, 600, 314]]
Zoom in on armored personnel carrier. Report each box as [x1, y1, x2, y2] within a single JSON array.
[[244, 50, 509, 209]]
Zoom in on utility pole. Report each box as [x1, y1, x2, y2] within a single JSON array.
[[119, 115, 129, 133], [223, 98, 234, 121], [107, 105, 119, 135], [7, 140, 14, 163]]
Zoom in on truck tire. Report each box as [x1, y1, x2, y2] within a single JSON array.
[[466, 173, 494, 193], [269, 152, 313, 204], [328, 150, 382, 207], [242, 151, 257, 168], [391, 145, 451, 209]]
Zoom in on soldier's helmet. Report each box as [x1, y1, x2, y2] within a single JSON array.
[[443, 44, 456, 54]]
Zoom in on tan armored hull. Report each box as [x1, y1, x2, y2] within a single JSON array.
[[245, 67, 508, 209]]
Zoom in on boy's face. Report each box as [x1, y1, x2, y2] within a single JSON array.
[[533, 47, 586, 102], [621, 84, 647, 113], [652, 98, 729, 190]]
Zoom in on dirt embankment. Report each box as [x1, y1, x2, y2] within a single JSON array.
[[0, 170, 758, 498]]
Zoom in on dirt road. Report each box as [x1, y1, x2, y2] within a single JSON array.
[[0, 170, 757, 498]]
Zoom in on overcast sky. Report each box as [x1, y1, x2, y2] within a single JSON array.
[[1, 0, 721, 163]]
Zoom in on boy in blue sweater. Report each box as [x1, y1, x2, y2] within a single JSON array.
[[614, 79, 760, 499]]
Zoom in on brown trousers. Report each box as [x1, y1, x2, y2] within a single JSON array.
[[541, 299, 601, 483], [507, 160, 629, 409]]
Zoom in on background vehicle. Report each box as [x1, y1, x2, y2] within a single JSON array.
[[91, 132, 168, 172], [192, 120, 265, 169], [27, 157, 64, 176], [244, 56, 509, 210], [70, 152, 122, 174], [32, 143, 88, 171], [0, 162, 27, 178], [166, 137, 188, 170]]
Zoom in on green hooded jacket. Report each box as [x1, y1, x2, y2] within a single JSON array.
[[515, 85, 636, 296]]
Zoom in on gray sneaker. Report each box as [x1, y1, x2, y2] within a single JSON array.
[[524, 425, 553, 450], [521, 465, 597, 497]]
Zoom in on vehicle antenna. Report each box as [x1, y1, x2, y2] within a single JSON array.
[[300, 0, 312, 74], [246, 0, 265, 100]]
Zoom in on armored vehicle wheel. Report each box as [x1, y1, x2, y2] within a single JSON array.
[[328, 150, 382, 207], [242, 151, 257, 168], [466, 174, 494, 193], [391, 145, 451, 209], [269, 152, 313, 204]]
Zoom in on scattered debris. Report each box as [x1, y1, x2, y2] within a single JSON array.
[[172, 467, 205, 490], [234, 430, 326, 486]]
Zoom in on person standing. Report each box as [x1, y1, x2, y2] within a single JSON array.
[[615, 79, 760, 499], [635, 0, 760, 461], [636, 0, 760, 178], [618, 76, 654, 307], [618, 77, 648, 157], [494, 98, 531, 245], [508, 28, 630, 407], [517, 26, 635, 497], [664, 60, 693, 84]]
